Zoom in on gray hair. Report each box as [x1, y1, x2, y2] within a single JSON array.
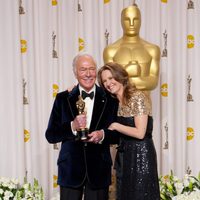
[[72, 52, 97, 75]]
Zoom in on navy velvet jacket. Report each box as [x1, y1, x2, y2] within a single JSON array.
[[45, 85, 119, 189]]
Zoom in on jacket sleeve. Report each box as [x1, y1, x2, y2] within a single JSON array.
[[102, 94, 120, 145], [45, 93, 75, 144], [103, 129, 120, 144]]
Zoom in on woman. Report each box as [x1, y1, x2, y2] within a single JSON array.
[[98, 62, 160, 200]]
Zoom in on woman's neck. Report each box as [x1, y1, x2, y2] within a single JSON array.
[[116, 91, 124, 104]]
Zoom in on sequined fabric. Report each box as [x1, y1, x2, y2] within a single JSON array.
[[117, 90, 152, 117], [114, 91, 160, 200]]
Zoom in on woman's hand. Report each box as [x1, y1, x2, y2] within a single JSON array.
[[108, 122, 118, 130], [67, 85, 76, 92]]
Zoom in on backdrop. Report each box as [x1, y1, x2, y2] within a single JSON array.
[[0, 0, 199, 199]]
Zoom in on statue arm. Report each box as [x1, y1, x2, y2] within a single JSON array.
[[103, 40, 121, 63], [148, 45, 160, 89], [103, 46, 115, 63], [131, 76, 158, 90], [131, 45, 160, 90]]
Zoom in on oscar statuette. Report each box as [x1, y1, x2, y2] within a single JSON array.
[[76, 96, 89, 141]]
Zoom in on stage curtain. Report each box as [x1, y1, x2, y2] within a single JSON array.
[[0, 0, 199, 199]]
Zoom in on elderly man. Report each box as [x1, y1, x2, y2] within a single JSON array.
[[45, 52, 118, 200]]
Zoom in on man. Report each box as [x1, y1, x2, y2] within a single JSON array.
[[45, 52, 118, 200], [103, 4, 160, 91]]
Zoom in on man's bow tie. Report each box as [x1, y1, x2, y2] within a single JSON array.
[[81, 91, 94, 100]]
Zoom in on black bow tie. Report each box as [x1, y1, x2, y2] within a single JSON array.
[[81, 91, 94, 100]]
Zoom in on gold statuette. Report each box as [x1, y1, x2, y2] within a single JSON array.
[[76, 96, 89, 141]]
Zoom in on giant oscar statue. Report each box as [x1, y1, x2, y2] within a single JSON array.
[[103, 4, 160, 92]]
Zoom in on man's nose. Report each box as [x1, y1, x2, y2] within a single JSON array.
[[85, 69, 91, 76]]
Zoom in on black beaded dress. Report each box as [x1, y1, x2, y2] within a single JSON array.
[[114, 91, 160, 200]]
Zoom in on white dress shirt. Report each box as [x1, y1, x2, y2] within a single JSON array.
[[79, 86, 96, 129]]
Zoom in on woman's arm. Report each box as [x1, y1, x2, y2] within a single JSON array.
[[108, 114, 148, 139]]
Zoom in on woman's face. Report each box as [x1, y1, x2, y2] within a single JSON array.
[[101, 69, 123, 95]]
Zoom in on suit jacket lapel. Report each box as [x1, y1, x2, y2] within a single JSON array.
[[67, 85, 80, 118], [67, 85, 107, 131]]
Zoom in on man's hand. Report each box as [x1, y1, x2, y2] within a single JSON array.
[[72, 114, 87, 131], [87, 130, 104, 144]]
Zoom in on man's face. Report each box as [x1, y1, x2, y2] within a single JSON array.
[[121, 6, 141, 36], [75, 56, 97, 92]]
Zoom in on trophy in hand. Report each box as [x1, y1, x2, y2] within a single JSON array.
[[76, 96, 89, 141]]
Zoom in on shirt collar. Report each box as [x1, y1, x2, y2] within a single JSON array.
[[79, 85, 96, 95]]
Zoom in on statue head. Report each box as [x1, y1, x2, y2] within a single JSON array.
[[121, 5, 141, 37]]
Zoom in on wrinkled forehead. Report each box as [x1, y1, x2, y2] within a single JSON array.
[[77, 55, 96, 67], [121, 6, 141, 20]]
